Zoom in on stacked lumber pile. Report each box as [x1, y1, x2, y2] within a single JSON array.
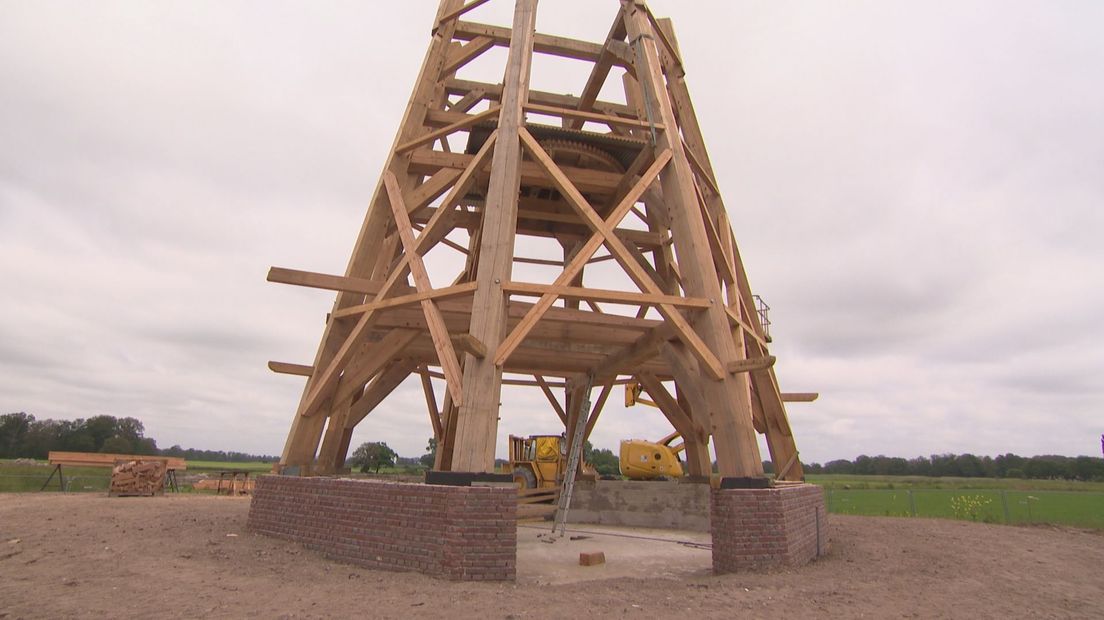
[[109, 460, 166, 497]]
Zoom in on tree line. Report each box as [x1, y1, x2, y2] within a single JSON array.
[[792, 453, 1104, 481], [0, 412, 275, 462]]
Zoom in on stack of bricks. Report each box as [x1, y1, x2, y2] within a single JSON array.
[[710, 484, 828, 573], [247, 476, 516, 581]]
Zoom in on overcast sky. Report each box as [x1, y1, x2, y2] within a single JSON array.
[[1, 1, 1101, 464]]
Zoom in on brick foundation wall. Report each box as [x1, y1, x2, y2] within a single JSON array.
[[710, 484, 828, 573], [247, 476, 516, 581]]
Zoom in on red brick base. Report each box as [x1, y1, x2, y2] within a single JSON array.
[[247, 476, 516, 581], [710, 484, 828, 573]]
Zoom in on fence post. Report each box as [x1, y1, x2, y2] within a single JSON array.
[[908, 489, 917, 517], [1001, 490, 1011, 523]]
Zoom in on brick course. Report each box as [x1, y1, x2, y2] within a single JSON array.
[[710, 484, 828, 573], [247, 476, 516, 581]]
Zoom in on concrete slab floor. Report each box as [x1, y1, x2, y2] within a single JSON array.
[[516, 523, 713, 585]]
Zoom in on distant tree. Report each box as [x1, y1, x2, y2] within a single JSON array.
[[588, 448, 619, 476], [350, 442, 397, 473], [0, 412, 34, 458], [100, 436, 133, 454], [420, 437, 437, 469]]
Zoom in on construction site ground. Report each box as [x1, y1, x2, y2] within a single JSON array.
[[1, 493, 1102, 618]]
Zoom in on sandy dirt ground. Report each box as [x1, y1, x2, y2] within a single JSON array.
[[1, 493, 1102, 619]]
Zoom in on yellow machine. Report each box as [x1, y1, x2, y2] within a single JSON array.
[[620, 381, 687, 480], [508, 434, 565, 489], [509, 434, 599, 488], [619, 432, 685, 480]]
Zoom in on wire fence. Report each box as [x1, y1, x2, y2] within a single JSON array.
[[825, 488, 1104, 529], [0, 472, 112, 493]]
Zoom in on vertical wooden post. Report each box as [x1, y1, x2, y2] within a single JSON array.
[[624, 1, 763, 478], [451, 0, 540, 473]]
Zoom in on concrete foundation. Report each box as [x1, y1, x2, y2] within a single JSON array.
[[710, 484, 828, 572], [247, 476, 516, 581], [566, 479, 711, 532]]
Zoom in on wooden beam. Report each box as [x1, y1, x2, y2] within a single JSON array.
[[569, 8, 627, 129], [436, 0, 494, 29], [494, 147, 672, 367], [406, 167, 463, 215], [267, 267, 381, 296], [535, 375, 568, 425], [727, 356, 776, 374], [450, 333, 487, 359], [268, 361, 313, 377], [419, 365, 444, 439], [524, 103, 658, 131], [384, 170, 465, 404], [333, 328, 420, 406], [395, 106, 500, 155], [502, 281, 709, 309], [452, 0, 538, 474], [345, 360, 420, 428], [332, 282, 478, 319], [781, 392, 819, 403], [517, 128, 725, 380], [453, 20, 630, 67], [446, 77, 635, 117], [441, 35, 496, 76], [625, 4, 763, 477]]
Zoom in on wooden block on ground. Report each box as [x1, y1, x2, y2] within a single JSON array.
[[579, 551, 605, 566]]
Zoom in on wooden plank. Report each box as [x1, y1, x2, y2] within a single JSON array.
[[395, 106, 500, 155], [268, 361, 313, 377], [48, 451, 186, 471], [781, 392, 819, 403], [493, 148, 673, 367], [502, 281, 709, 309], [267, 267, 381, 296], [384, 170, 465, 404]]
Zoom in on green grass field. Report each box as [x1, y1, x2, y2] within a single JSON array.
[[812, 476, 1104, 529]]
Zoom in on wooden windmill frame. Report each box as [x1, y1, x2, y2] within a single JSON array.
[[268, 0, 812, 483]]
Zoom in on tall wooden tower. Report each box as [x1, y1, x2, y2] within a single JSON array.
[[268, 0, 811, 482]]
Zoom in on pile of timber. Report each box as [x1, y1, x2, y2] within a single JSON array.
[[109, 460, 166, 497]]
